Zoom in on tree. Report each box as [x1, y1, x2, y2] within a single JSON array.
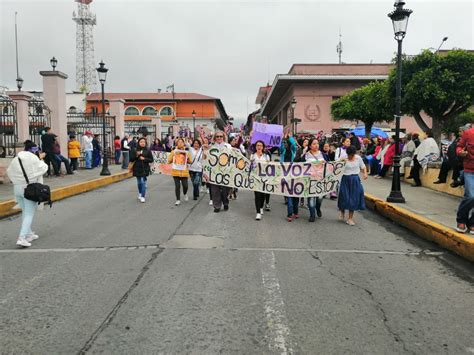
[[442, 110, 474, 135], [388, 49, 474, 140], [331, 80, 394, 137]]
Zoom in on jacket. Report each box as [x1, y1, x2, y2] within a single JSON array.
[[68, 140, 81, 158], [7, 151, 48, 186], [383, 143, 402, 166], [280, 137, 297, 163], [41, 133, 56, 152], [130, 148, 154, 177], [167, 149, 192, 177], [456, 127, 474, 173], [82, 135, 93, 152]]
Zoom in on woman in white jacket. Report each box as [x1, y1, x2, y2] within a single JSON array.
[[6, 141, 48, 247]]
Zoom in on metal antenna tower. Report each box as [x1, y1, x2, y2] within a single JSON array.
[[73, 0, 97, 92], [336, 28, 343, 64]]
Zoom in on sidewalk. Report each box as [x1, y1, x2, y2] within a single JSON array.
[[363, 176, 474, 262], [364, 176, 460, 230]]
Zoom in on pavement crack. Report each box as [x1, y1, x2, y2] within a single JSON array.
[[306, 252, 413, 354]]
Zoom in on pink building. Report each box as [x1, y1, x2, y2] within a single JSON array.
[[257, 64, 429, 134]]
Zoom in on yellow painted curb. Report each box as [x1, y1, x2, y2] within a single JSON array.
[[0, 172, 132, 219], [365, 193, 474, 262]]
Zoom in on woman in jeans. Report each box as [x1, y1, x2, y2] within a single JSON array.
[[189, 139, 203, 200], [130, 137, 154, 203], [168, 138, 192, 206], [6, 140, 48, 247]]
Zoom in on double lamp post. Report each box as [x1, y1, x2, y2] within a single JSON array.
[[386, 1, 412, 203]]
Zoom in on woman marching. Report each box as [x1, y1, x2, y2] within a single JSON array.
[[130, 137, 154, 203], [208, 131, 231, 212], [251, 140, 270, 220], [168, 137, 193, 206], [280, 132, 299, 221], [305, 138, 326, 222], [189, 139, 203, 200], [6, 140, 48, 247], [338, 145, 368, 226]]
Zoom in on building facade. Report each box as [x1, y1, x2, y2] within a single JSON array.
[[257, 64, 427, 134]]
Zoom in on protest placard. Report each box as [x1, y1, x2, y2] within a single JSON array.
[[202, 147, 346, 198], [151, 151, 172, 175], [251, 122, 284, 148]]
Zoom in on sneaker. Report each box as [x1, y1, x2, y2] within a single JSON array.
[[470, 227, 474, 235], [265, 204, 271, 211], [193, 196, 198, 200], [224, 205, 229, 211], [26, 234, 39, 242], [140, 197, 145, 203], [175, 200, 181, 206], [293, 214, 299, 219], [287, 216, 293, 222], [309, 216, 315, 222], [184, 195, 189, 202], [256, 213, 262, 220], [317, 209, 322, 218], [214, 208, 220, 213], [16, 237, 31, 248], [209, 200, 213, 206], [346, 219, 356, 226], [260, 209, 264, 215], [138, 194, 142, 201], [456, 223, 467, 233], [451, 181, 462, 188]]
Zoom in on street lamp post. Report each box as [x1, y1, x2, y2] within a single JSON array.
[[290, 98, 297, 135], [50, 57, 57, 71], [387, 1, 412, 203], [16, 77, 23, 91], [192, 110, 196, 137], [96, 60, 110, 176]]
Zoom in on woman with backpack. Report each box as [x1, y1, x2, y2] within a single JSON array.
[[130, 137, 154, 203], [6, 140, 48, 247]]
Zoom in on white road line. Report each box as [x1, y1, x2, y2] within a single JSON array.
[[259, 250, 294, 354]]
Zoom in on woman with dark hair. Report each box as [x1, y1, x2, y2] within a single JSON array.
[[6, 140, 48, 247], [189, 139, 203, 200], [168, 137, 193, 206], [338, 145, 368, 226], [251, 140, 270, 220], [150, 138, 165, 152], [130, 137, 154, 203], [305, 138, 325, 222]]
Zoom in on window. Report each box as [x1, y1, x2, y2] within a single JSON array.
[[142, 106, 157, 116], [125, 106, 140, 115], [160, 106, 174, 116]]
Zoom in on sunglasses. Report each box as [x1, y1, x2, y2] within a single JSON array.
[[215, 135, 224, 138]]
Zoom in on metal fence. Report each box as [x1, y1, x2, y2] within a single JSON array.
[[124, 120, 157, 140], [0, 95, 18, 157], [67, 112, 116, 161], [28, 97, 51, 147]]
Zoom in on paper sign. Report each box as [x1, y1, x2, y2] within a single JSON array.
[[251, 122, 283, 147]]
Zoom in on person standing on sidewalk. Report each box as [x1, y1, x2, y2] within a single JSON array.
[[189, 139, 203, 200], [82, 131, 94, 169], [41, 127, 60, 176], [168, 138, 192, 206], [68, 135, 81, 171], [338, 145, 368, 226], [305, 138, 325, 222], [251, 140, 270, 221], [121, 134, 130, 170], [6, 140, 48, 247], [92, 134, 102, 168], [130, 137, 153, 203], [455, 126, 474, 233], [113, 136, 121, 165]]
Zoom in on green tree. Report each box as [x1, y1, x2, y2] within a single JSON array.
[[331, 80, 393, 137], [442, 110, 474, 135], [388, 49, 474, 140]]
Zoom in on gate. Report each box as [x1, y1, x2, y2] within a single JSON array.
[[125, 120, 157, 141], [0, 94, 18, 157], [28, 97, 51, 147], [67, 112, 116, 161]]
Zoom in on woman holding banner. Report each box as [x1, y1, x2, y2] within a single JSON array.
[[305, 138, 325, 222], [251, 140, 270, 220], [338, 146, 368, 226], [168, 138, 193, 206], [209, 131, 232, 213], [280, 132, 299, 222]]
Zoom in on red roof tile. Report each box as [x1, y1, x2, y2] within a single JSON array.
[[86, 92, 218, 101]]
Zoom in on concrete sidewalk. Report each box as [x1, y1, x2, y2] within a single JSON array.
[[364, 176, 460, 230]]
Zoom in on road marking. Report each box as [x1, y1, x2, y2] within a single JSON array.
[[259, 250, 294, 354]]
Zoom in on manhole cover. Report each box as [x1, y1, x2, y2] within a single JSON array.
[[162, 235, 224, 249]]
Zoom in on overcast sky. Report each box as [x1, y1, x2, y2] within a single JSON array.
[[1, 0, 473, 123]]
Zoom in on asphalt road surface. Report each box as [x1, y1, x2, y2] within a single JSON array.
[[1, 174, 473, 354]]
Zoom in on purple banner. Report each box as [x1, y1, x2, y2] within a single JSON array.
[[251, 122, 284, 147]]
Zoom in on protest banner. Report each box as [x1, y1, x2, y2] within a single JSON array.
[[251, 122, 284, 148], [202, 147, 346, 198], [151, 151, 172, 175]]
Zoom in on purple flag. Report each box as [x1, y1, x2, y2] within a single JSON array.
[[251, 122, 284, 147]]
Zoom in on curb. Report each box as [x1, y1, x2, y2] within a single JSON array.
[[0, 171, 132, 219], [365, 193, 474, 262]]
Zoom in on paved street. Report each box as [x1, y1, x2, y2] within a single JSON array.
[[1, 174, 473, 354]]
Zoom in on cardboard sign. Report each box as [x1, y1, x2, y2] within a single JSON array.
[[202, 147, 346, 197], [251, 122, 284, 148]]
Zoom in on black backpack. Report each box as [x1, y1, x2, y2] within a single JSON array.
[[18, 157, 53, 207]]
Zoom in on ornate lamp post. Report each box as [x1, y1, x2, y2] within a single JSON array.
[[96, 60, 110, 176], [290, 98, 297, 135], [16, 77, 23, 91], [192, 110, 196, 137], [387, 1, 412, 203], [50, 57, 57, 71]]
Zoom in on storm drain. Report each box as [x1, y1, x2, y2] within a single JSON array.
[[161, 234, 225, 249]]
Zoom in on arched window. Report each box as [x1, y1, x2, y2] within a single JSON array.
[[142, 106, 157, 116], [125, 106, 140, 115], [160, 106, 174, 116]]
